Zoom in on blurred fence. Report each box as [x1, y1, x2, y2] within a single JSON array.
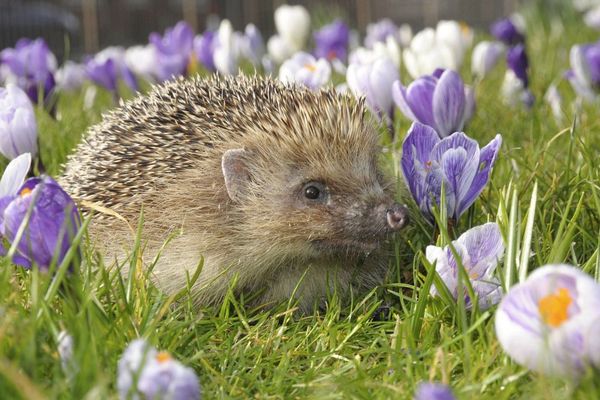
[[0, 0, 517, 60]]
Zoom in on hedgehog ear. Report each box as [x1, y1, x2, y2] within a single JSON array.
[[222, 148, 251, 201]]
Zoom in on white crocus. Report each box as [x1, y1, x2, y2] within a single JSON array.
[[471, 41, 505, 79], [213, 19, 240, 76], [402, 28, 456, 79], [278, 52, 331, 90], [501, 70, 534, 108], [267, 35, 293, 65], [125, 45, 159, 81], [427, 223, 504, 310], [0, 152, 31, 196], [435, 20, 473, 68], [496, 264, 600, 377], [274, 5, 311, 53]]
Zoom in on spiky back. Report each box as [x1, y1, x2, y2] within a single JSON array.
[[60, 74, 374, 211]]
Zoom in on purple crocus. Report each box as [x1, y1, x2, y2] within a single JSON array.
[[118, 339, 201, 400], [85, 47, 138, 95], [0, 38, 57, 103], [566, 40, 600, 102], [0, 84, 38, 160], [490, 16, 525, 46], [392, 69, 475, 138], [495, 264, 600, 377], [193, 31, 217, 71], [364, 19, 399, 49], [149, 21, 194, 82], [506, 44, 529, 87], [346, 56, 399, 121], [427, 223, 504, 310], [401, 122, 502, 223], [0, 176, 80, 270], [314, 20, 350, 62], [414, 382, 456, 400]]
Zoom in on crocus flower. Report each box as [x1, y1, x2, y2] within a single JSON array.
[[401, 122, 502, 223], [471, 41, 505, 79], [274, 5, 311, 53], [402, 28, 457, 79], [213, 19, 241, 76], [346, 56, 399, 121], [118, 339, 201, 400], [267, 35, 294, 65], [544, 84, 564, 124], [501, 70, 534, 108], [279, 52, 331, 89], [85, 47, 138, 95], [0, 84, 38, 159], [392, 69, 475, 138], [55, 61, 87, 92], [0, 153, 31, 197], [240, 24, 265, 66], [427, 223, 504, 310], [507, 44, 529, 87], [435, 20, 473, 68], [0, 38, 57, 103], [314, 20, 350, 62], [149, 21, 194, 82], [364, 19, 399, 49], [57, 330, 77, 379], [414, 382, 456, 400], [565, 40, 600, 102], [350, 38, 401, 68], [125, 45, 159, 82], [501, 45, 534, 108], [193, 31, 216, 72], [0, 176, 80, 270], [584, 5, 600, 29], [495, 264, 600, 377], [490, 15, 525, 46]]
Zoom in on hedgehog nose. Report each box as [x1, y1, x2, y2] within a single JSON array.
[[386, 204, 409, 231]]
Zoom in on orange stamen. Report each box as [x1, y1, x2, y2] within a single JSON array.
[[155, 351, 172, 363], [304, 63, 316, 72], [538, 288, 573, 328]]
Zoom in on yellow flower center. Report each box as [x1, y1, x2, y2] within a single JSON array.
[[460, 22, 471, 35], [19, 188, 32, 197], [155, 351, 172, 363], [304, 63, 316, 72], [538, 287, 573, 328]]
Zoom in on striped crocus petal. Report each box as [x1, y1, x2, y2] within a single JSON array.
[[428, 222, 503, 310], [495, 264, 600, 377]]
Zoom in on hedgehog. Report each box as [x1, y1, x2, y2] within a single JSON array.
[[59, 74, 409, 312]]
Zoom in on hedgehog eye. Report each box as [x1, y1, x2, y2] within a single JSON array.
[[302, 181, 327, 202]]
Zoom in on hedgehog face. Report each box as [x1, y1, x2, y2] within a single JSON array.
[[221, 143, 408, 261]]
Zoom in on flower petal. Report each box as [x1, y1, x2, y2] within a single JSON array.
[[401, 122, 439, 212], [458, 134, 502, 214], [457, 222, 504, 270], [0, 152, 31, 197], [431, 132, 480, 219], [405, 76, 437, 128], [432, 70, 466, 137]]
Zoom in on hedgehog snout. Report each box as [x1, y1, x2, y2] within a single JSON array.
[[386, 204, 409, 231]]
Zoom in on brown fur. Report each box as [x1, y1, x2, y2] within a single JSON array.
[[60, 75, 403, 312]]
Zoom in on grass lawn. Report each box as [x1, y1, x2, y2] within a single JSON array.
[[1, 1, 600, 399]]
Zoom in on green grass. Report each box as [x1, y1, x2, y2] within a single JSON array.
[[1, 2, 600, 399]]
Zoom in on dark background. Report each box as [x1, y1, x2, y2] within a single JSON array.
[[0, 0, 518, 60]]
